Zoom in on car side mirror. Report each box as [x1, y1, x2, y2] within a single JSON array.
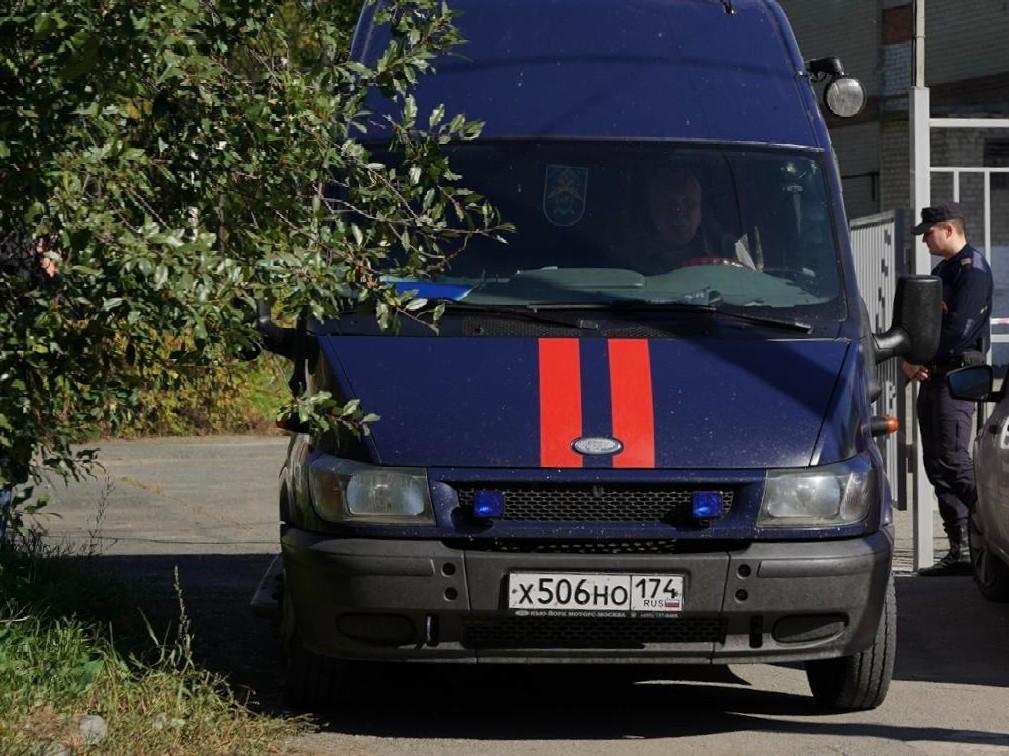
[[948, 365, 996, 402], [255, 298, 297, 360], [874, 275, 942, 365]]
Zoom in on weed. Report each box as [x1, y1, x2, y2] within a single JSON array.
[[0, 534, 300, 754]]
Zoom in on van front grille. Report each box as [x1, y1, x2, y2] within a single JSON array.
[[452, 483, 734, 523], [454, 540, 682, 555]]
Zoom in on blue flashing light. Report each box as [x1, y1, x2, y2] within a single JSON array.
[[473, 490, 506, 519], [692, 491, 723, 520], [391, 281, 473, 301]]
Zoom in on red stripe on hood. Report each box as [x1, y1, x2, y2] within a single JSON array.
[[538, 338, 583, 467], [608, 339, 655, 468]]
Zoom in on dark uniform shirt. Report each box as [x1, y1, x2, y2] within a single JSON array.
[[931, 243, 992, 361]]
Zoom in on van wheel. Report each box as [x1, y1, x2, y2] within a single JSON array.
[[280, 576, 348, 709], [969, 516, 1009, 602], [804, 573, 895, 712], [283, 637, 349, 710]]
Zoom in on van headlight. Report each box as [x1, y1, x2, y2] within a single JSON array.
[[308, 454, 433, 524], [758, 454, 876, 528]]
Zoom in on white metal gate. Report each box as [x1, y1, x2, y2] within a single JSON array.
[[929, 143, 1009, 361], [850, 210, 908, 510], [911, 102, 1009, 569]]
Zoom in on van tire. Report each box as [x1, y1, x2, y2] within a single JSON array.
[[280, 573, 348, 709], [283, 638, 348, 710], [969, 516, 1009, 602], [804, 573, 895, 712]]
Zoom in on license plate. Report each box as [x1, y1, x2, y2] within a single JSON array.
[[508, 572, 684, 616]]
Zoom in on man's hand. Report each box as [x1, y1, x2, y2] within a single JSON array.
[[902, 361, 929, 382], [35, 238, 57, 278]]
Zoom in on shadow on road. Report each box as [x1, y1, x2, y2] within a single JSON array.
[[893, 574, 1009, 688], [72, 555, 1009, 747], [71, 553, 288, 711], [311, 672, 1009, 747]]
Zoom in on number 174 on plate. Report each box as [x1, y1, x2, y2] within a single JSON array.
[[508, 572, 684, 614]]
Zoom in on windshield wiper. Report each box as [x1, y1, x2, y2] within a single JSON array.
[[532, 301, 813, 334], [702, 307, 812, 334], [436, 301, 600, 331]]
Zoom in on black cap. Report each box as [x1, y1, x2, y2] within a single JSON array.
[[913, 203, 964, 235]]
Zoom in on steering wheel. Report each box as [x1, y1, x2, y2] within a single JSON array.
[[678, 256, 750, 270]]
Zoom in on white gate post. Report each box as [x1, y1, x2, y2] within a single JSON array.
[[908, 0, 935, 571]]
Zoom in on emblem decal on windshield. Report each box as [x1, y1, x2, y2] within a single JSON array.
[[543, 164, 588, 227], [572, 436, 624, 457]]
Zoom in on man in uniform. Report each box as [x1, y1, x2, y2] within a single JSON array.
[[902, 203, 993, 576]]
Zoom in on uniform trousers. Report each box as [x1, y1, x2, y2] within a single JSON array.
[[916, 374, 977, 527]]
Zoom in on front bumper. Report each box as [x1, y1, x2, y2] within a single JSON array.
[[282, 528, 893, 664]]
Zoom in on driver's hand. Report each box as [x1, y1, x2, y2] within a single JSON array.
[[901, 361, 929, 382]]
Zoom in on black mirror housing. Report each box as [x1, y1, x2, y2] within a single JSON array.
[[874, 275, 942, 365], [276, 414, 312, 434], [255, 298, 297, 360], [948, 365, 996, 402]]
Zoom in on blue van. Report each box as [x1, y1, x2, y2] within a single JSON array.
[[259, 0, 941, 711]]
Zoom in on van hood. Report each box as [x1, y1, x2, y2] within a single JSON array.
[[319, 336, 850, 470], [354, 0, 820, 147]]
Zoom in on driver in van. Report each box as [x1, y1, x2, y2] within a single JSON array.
[[633, 169, 756, 275]]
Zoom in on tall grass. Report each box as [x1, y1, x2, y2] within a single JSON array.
[[0, 538, 299, 754]]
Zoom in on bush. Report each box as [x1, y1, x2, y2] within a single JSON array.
[[104, 354, 289, 438], [1, 0, 506, 491]]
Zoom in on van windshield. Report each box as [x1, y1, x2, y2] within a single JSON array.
[[385, 141, 845, 319]]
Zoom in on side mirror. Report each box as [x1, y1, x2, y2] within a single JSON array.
[[948, 365, 996, 402], [255, 298, 296, 360], [874, 275, 941, 365], [276, 415, 311, 434]]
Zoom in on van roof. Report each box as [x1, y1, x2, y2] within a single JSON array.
[[353, 0, 824, 148]]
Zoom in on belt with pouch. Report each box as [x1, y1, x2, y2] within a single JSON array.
[[929, 353, 982, 374]]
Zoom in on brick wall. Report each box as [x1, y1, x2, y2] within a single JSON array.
[[929, 127, 1009, 248], [777, 0, 881, 96], [924, 1, 1009, 91], [832, 124, 883, 218], [779, 0, 1009, 231], [880, 121, 910, 218]]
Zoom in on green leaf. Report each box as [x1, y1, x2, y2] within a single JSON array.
[[428, 104, 445, 129], [404, 297, 427, 311]]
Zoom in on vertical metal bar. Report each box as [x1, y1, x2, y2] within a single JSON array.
[[953, 170, 960, 203], [982, 171, 993, 429], [910, 84, 934, 572], [911, 94, 932, 278], [914, 0, 926, 88], [985, 170, 992, 259], [894, 211, 908, 514]]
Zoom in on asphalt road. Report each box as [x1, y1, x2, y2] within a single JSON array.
[[31, 436, 1009, 755]]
